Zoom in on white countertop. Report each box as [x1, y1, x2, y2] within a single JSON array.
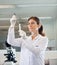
[[0, 50, 57, 65]]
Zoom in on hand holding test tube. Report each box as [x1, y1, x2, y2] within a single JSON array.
[[10, 14, 17, 27], [18, 24, 27, 39]]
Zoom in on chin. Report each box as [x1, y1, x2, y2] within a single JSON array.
[[29, 30, 34, 33], [29, 29, 34, 32]]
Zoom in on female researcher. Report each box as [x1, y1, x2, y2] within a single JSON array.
[[7, 16, 48, 65]]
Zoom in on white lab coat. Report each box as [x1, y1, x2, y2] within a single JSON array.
[[7, 26, 48, 65]]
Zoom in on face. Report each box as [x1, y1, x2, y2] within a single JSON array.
[[28, 19, 39, 33]]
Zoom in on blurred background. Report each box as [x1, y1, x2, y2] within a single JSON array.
[[0, 0, 57, 65]]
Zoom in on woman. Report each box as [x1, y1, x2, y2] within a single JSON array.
[[7, 16, 48, 65]]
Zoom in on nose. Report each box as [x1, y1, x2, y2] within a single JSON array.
[[28, 23, 32, 28]]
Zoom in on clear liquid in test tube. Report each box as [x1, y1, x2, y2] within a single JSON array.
[[19, 24, 21, 30]]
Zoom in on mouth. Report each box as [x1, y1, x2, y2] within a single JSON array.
[[29, 27, 33, 29], [29, 28, 33, 30]]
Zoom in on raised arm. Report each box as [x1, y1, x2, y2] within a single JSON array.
[[7, 14, 22, 47]]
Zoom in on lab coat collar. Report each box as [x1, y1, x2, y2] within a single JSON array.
[[29, 34, 41, 41]]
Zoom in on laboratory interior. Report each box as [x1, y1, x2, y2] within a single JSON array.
[[0, 0, 57, 65]]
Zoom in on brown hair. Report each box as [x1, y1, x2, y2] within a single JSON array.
[[28, 16, 45, 36]]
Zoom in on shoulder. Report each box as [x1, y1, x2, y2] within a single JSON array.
[[39, 35, 48, 42]]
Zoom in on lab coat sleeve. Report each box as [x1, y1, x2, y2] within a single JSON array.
[[7, 26, 22, 47], [24, 37, 48, 55]]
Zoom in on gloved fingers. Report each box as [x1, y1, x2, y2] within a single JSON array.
[[18, 30, 26, 37], [10, 14, 17, 27], [18, 30, 26, 34]]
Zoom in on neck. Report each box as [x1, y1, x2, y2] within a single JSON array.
[[31, 31, 39, 40]]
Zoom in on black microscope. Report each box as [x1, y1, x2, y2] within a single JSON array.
[[4, 41, 17, 65]]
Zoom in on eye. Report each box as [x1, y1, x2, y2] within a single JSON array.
[[28, 22, 37, 25], [31, 22, 36, 24], [27, 22, 30, 25]]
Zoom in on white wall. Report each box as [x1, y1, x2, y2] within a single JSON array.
[[54, 20, 57, 49], [41, 19, 57, 50]]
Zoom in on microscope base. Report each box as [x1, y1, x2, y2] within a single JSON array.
[[4, 62, 15, 65]]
